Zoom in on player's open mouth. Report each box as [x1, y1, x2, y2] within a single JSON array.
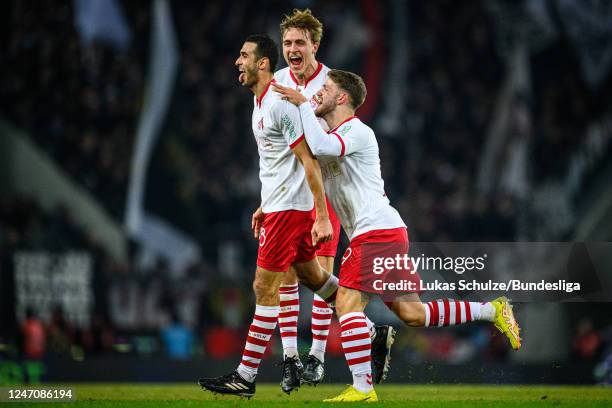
[[238, 69, 245, 83], [289, 55, 302, 68]]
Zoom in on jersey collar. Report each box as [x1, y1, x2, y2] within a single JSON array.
[[328, 115, 357, 134], [256, 78, 276, 108], [289, 62, 323, 88]]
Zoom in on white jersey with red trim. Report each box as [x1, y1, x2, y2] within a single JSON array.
[[274, 62, 331, 130], [253, 80, 312, 213], [298, 104, 406, 239]]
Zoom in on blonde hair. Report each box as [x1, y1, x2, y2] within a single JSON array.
[[280, 9, 323, 44]]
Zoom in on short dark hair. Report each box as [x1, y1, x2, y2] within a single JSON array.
[[328, 69, 367, 110], [245, 34, 279, 72]]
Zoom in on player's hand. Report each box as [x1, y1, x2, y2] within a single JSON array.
[[252, 207, 265, 239], [272, 83, 308, 106], [312, 217, 333, 246]]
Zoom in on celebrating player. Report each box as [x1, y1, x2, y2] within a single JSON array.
[[273, 9, 395, 392], [198, 34, 337, 398], [273, 71, 522, 402]]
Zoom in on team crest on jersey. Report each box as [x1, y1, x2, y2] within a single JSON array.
[[258, 118, 264, 130]]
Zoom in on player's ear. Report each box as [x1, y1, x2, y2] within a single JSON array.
[[337, 92, 349, 106], [257, 57, 266, 71], [312, 42, 319, 55]]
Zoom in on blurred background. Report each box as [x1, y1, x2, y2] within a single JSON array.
[[1, 0, 612, 385]]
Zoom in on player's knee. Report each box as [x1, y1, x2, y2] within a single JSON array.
[[294, 265, 325, 291], [252, 278, 277, 303]]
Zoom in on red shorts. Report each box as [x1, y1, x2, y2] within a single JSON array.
[[257, 210, 317, 272], [339, 227, 421, 301], [313, 197, 341, 258]]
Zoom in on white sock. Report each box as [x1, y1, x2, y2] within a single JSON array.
[[475, 302, 496, 322], [315, 274, 339, 306], [310, 348, 325, 362], [353, 372, 374, 394]]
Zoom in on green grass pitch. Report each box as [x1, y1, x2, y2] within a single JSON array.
[[15, 383, 612, 407]]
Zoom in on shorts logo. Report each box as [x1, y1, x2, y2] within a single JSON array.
[[259, 228, 266, 247], [341, 247, 352, 264]]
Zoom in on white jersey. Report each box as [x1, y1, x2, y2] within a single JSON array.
[[298, 104, 406, 239], [275, 63, 331, 129], [253, 80, 313, 213]]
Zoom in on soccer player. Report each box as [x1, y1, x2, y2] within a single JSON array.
[[273, 71, 522, 402], [273, 9, 395, 391], [198, 34, 337, 398]]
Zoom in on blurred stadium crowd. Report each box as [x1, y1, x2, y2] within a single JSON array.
[[2, 0, 611, 372], [4, 1, 148, 218]]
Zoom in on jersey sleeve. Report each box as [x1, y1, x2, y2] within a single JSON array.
[[299, 103, 370, 157], [274, 100, 305, 149], [298, 102, 343, 156], [330, 122, 371, 157]]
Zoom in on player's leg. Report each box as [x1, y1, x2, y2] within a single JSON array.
[[309, 255, 334, 361], [279, 267, 299, 359], [323, 286, 378, 402], [292, 257, 338, 301], [267, 209, 321, 394], [307, 257, 377, 344], [291, 255, 343, 388], [199, 266, 285, 397], [309, 200, 341, 365], [299, 254, 390, 386], [292, 256, 340, 380], [324, 232, 389, 402], [302, 255, 334, 385], [278, 266, 303, 394], [389, 293, 521, 349], [237, 267, 285, 379], [200, 210, 301, 396]]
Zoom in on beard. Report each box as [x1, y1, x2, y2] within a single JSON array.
[[242, 65, 258, 87], [315, 100, 334, 117]]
